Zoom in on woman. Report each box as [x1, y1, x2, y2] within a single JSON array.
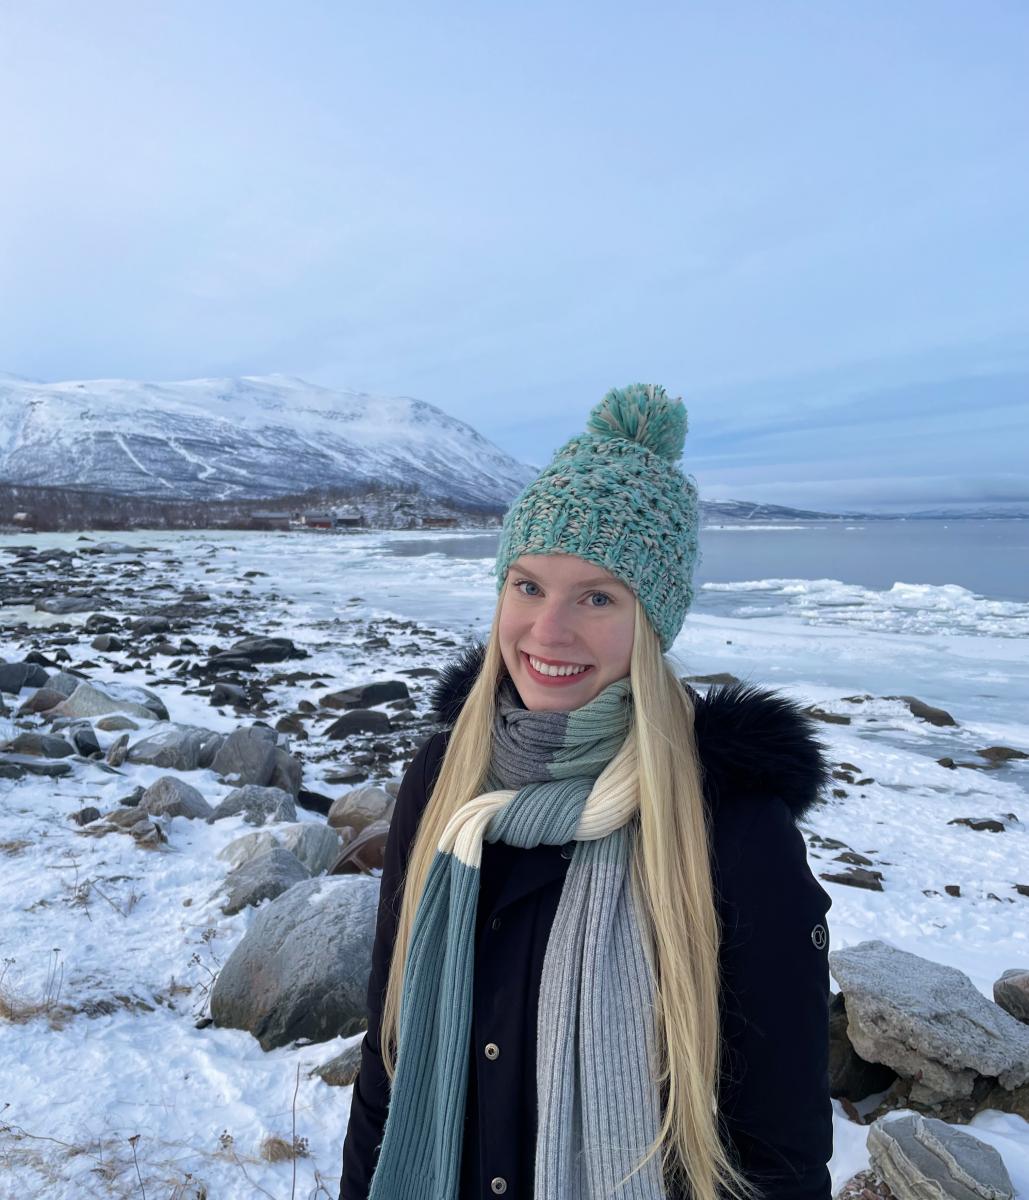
[[340, 384, 834, 1200]]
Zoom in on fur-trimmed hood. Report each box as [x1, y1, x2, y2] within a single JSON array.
[[428, 641, 832, 822]]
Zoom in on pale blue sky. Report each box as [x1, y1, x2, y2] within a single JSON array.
[[1, 1, 1027, 512]]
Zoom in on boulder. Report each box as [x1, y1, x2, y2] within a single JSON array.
[[883, 695, 958, 727], [217, 829, 279, 871], [867, 1113, 1013, 1200], [84, 613, 121, 633], [15, 688, 68, 715], [329, 820, 389, 875], [210, 874, 379, 1049], [217, 823, 342, 876], [95, 715, 139, 732], [994, 969, 1029, 1024], [45, 670, 85, 698], [211, 726, 278, 787], [328, 784, 395, 835], [829, 940, 1029, 1103], [91, 634, 124, 652], [209, 784, 297, 826], [66, 723, 102, 757], [50, 681, 168, 723], [219, 846, 310, 916], [35, 595, 97, 614], [5, 732, 76, 758], [827, 991, 897, 1100], [322, 680, 410, 710], [131, 615, 171, 636], [325, 709, 391, 739], [0, 754, 73, 778], [140, 776, 213, 820], [0, 662, 50, 694], [127, 724, 225, 771], [312, 1040, 363, 1087]]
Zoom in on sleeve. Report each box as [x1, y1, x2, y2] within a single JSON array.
[[338, 732, 447, 1200], [715, 795, 834, 1200]]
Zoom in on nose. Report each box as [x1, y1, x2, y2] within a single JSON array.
[[530, 597, 577, 646]]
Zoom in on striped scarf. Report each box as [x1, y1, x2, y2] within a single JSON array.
[[368, 675, 667, 1199]]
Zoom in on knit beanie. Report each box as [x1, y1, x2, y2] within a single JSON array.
[[493, 383, 701, 651]]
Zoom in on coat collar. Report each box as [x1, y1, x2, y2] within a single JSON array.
[[428, 641, 832, 822]]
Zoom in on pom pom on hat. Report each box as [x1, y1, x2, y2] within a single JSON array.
[[585, 383, 687, 462]]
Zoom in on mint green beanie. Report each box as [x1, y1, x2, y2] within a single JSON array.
[[493, 383, 700, 651]]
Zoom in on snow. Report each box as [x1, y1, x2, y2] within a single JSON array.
[[0, 527, 1027, 1198]]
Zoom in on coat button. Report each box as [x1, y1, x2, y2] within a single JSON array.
[[491, 916, 502, 930], [484, 1042, 500, 1060], [560, 841, 575, 859], [490, 1178, 508, 1195]]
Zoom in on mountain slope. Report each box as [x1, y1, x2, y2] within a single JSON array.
[[0, 374, 536, 506]]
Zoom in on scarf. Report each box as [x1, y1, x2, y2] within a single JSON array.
[[368, 675, 667, 1199]]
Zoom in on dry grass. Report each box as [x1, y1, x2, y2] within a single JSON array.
[[0, 950, 73, 1028], [0, 839, 31, 856], [259, 1133, 310, 1163]]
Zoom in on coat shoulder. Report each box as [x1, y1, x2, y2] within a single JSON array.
[[429, 642, 833, 822]]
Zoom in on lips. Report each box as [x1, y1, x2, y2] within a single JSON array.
[[521, 650, 595, 686]]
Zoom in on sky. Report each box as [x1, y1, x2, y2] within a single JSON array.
[[1, 1, 1027, 514]]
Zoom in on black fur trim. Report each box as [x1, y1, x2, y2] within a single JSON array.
[[429, 641, 832, 821]]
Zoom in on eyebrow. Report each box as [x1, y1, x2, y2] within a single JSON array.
[[510, 563, 629, 591]]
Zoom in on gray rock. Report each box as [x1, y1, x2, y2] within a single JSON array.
[[211, 726, 279, 787], [210, 874, 379, 1049], [84, 613, 120, 633], [45, 671, 85, 698], [6, 732, 76, 758], [127, 723, 225, 771], [15, 688, 68, 715], [324, 709, 391, 739], [91, 634, 124, 652], [218, 822, 342, 875], [268, 747, 302, 797], [312, 1040, 363, 1086], [0, 754, 73, 778], [50, 681, 168, 723], [328, 784, 395, 836], [867, 1113, 1013, 1200], [217, 829, 279, 871], [71, 806, 102, 826], [322, 680, 410, 709], [883, 695, 958, 727], [226, 636, 304, 663], [829, 939, 1029, 1103], [95, 715, 140, 732], [66, 723, 102, 757], [0, 662, 50, 694], [218, 846, 311, 916], [211, 681, 248, 706], [994, 969, 1029, 1024], [106, 732, 130, 767], [209, 784, 297, 826], [140, 776, 213, 820], [131, 615, 171, 636], [34, 595, 98, 614]]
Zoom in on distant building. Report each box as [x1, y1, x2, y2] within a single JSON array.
[[332, 506, 365, 529], [303, 512, 334, 530], [12, 511, 35, 529], [421, 515, 458, 529], [250, 509, 291, 531]]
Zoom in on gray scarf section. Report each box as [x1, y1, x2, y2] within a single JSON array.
[[489, 676, 668, 1199]]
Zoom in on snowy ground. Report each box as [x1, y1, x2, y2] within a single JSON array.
[[1, 528, 1027, 1199]]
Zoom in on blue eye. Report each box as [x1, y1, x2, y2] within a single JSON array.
[[514, 579, 540, 597], [590, 592, 612, 608]]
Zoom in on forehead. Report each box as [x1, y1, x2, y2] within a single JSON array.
[[509, 554, 628, 590]]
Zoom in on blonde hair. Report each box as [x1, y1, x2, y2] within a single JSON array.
[[380, 593, 760, 1200]]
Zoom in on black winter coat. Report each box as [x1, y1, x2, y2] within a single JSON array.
[[340, 643, 835, 1200]]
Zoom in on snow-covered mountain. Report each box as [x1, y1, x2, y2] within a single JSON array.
[[0, 374, 536, 507]]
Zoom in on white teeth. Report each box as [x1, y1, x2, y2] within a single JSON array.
[[528, 655, 589, 678]]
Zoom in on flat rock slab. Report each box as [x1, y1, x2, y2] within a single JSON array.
[[6, 732, 76, 758], [51, 681, 168, 723], [830, 939, 1029, 1103], [127, 723, 225, 771], [868, 1113, 1013, 1200], [210, 875, 379, 1050], [0, 754, 73, 778]]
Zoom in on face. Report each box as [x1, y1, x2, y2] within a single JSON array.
[[498, 553, 636, 711]]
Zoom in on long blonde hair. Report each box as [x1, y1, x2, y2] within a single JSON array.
[[379, 593, 759, 1200]]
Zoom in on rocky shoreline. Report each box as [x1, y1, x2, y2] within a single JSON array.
[[2, 535, 1028, 1200]]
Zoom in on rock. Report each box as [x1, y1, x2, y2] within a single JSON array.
[[210, 636, 306, 666], [95, 715, 139, 732], [211, 681, 248, 707], [211, 726, 278, 786], [948, 816, 1008, 833], [276, 823, 344, 875], [91, 634, 124, 652], [819, 866, 884, 891], [209, 875, 379, 1049], [297, 787, 333, 816], [84, 613, 121, 633], [0, 662, 50, 694], [126, 724, 225, 771], [322, 680, 410, 710], [209, 784, 297, 826], [15, 687, 68, 715], [140, 776, 213, 820], [0, 754, 73, 778], [976, 746, 1028, 763], [217, 829, 279, 871], [867, 1113, 1014, 1200], [275, 714, 307, 739], [329, 820, 389, 874], [35, 595, 97, 614], [6, 732, 76, 758], [829, 939, 1029, 1103], [828, 991, 897, 1100], [219, 847, 311, 916], [994, 969, 1029, 1023], [106, 733, 130, 767], [312, 1040, 363, 1087], [883, 695, 958, 727], [66, 723, 102, 757], [324, 709, 392, 739], [71, 806, 102, 826], [131, 615, 172, 636], [327, 784, 395, 836], [682, 672, 741, 686], [45, 670, 85, 698], [268, 748, 302, 798], [50, 681, 168, 723]]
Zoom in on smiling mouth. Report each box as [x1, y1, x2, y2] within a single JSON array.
[[522, 651, 594, 680]]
